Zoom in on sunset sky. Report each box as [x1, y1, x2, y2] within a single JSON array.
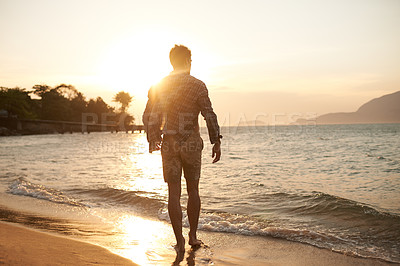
[[1, 0, 399, 125]]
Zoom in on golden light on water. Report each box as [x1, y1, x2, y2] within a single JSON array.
[[115, 135, 166, 197], [114, 214, 172, 265], [108, 135, 178, 264], [128, 152, 165, 195]]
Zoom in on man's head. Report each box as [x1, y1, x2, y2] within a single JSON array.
[[169, 45, 191, 72]]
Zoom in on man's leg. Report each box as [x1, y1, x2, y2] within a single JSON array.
[[168, 181, 185, 252], [186, 178, 202, 246], [162, 136, 185, 252]]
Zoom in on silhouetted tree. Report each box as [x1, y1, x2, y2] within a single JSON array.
[[55, 84, 78, 100], [32, 84, 88, 121], [70, 92, 87, 122], [86, 97, 115, 124], [113, 91, 132, 113], [0, 87, 35, 118], [32, 84, 52, 99], [1, 83, 124, 125], [40, 88, 71, 121]]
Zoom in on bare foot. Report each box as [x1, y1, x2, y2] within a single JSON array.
[[174, 237, 185, 253], [188, 236, 203, 247]]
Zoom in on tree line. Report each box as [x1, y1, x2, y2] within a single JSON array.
[[0, 84, 134, 126]]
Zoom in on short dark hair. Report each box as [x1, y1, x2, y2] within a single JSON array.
[[169, 45, 191, 69]]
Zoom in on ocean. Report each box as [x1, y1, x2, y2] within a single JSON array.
[[0, 123, 399, 264]]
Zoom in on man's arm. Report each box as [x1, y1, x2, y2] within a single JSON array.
[[142, 87, 162, 152], [212, 141, 221, 163], [142, 94, 152, 138], [197, 86, 221, 163]]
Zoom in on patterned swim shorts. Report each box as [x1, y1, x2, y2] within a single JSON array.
[[161, 132, 203, 183]]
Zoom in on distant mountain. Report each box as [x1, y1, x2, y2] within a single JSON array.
[[237, 120, 267, 127], [297, 91, 400, 125]]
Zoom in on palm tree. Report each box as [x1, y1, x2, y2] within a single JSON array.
[[113, 91, 132, 113]]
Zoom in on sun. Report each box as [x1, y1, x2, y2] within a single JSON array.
[[95, 30, 214, 100], [96, 31, 173, 98]]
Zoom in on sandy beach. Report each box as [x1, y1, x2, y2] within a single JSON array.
[[0, 220, 394, 265], [0, 222, 136, 265]]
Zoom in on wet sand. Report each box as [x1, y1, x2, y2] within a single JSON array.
[[0, 222, 136, 265], [196, 231, 393, 266], [0, 221, 393, 266]]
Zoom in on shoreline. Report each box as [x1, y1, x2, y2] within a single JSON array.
[[2, 122, 400, 137], [0, 219, 395, 265], [0, 186, 397, 265]]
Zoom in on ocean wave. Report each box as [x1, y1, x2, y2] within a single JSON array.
[[70, 187, 166, 215], [159, 203, 400, 263], [8, 178, 86, 207], [307, 193, 399, 227], [68, 186, 400, 253], [25, 182, 398, 263], [248, 191, 400, 219], [159, 207, 341, 241], [6, 178, 400, 263], [159, 191, 400, 263]]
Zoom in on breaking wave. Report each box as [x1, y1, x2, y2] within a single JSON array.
[[8, 178, 86, 207]]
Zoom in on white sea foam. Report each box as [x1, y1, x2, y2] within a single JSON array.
[[8, 178, 85, 207]]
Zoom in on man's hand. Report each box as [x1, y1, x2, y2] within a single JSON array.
[[149, 141, 161, 153], [212, 142, 221, 163]]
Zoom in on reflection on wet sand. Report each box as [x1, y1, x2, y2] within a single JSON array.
[[114, 214, 215, 265], [0, 205, 214, 265], [114, 215, 168, 264], [0, 205, 112, 238]]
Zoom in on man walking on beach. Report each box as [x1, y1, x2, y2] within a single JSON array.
[[143, 45, 221, 252]]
